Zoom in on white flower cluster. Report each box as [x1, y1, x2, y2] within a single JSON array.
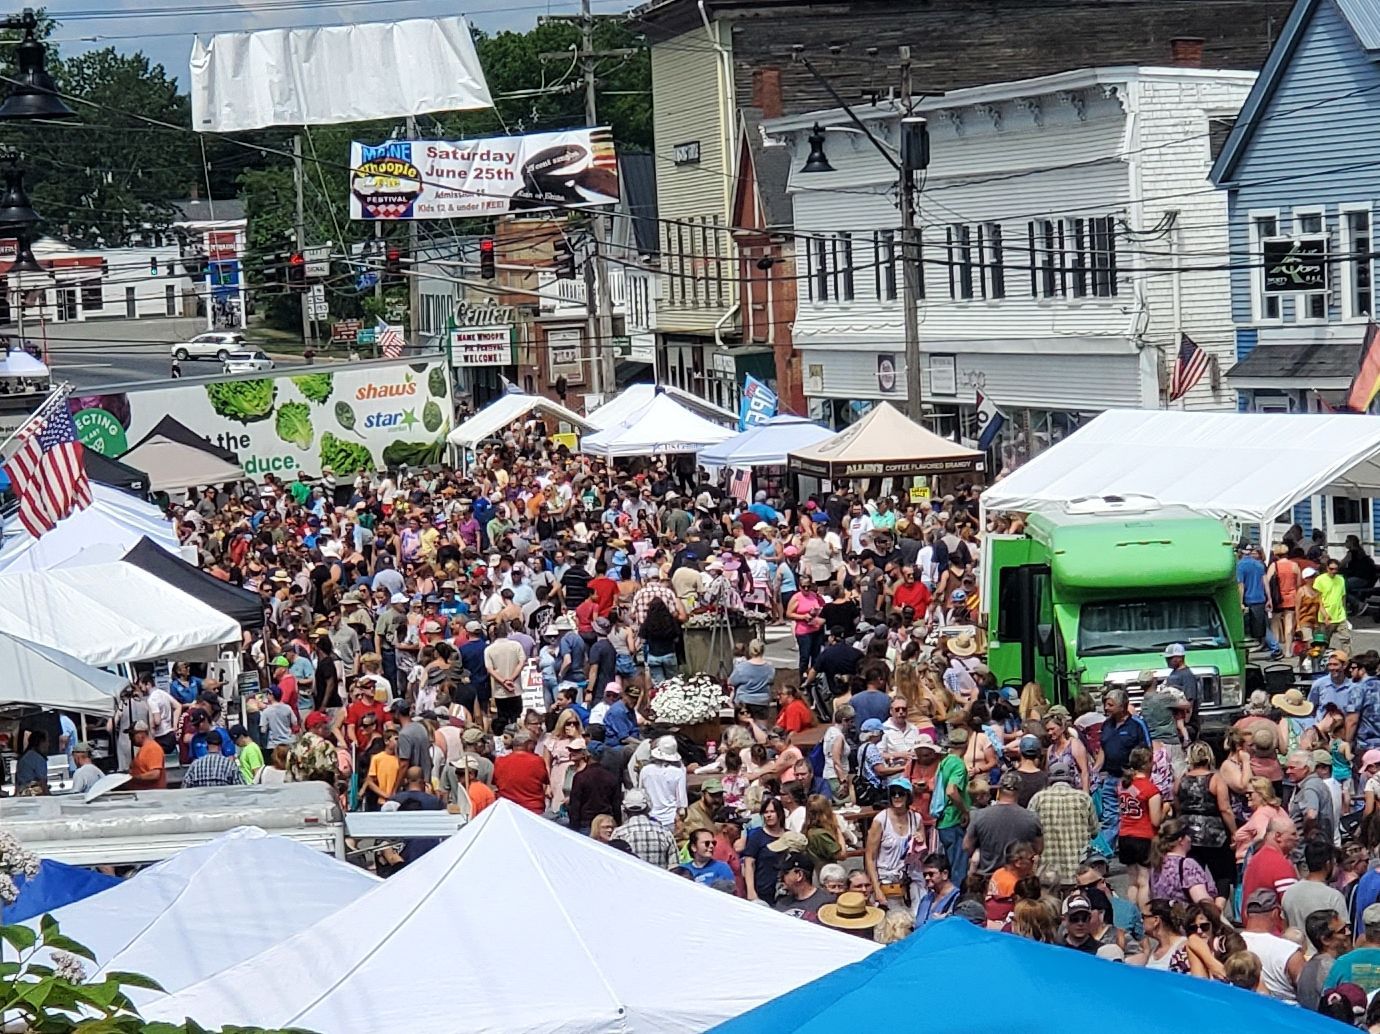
[[650, 674, 724, 724], [0, 830, 40, 888], [51, 950, 87, 985], [0, 871, 16, 905]]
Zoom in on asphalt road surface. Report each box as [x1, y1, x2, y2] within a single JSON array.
[[34, 315, 327, 389]]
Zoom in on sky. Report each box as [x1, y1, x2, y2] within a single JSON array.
[[39, 0, 616, 89]]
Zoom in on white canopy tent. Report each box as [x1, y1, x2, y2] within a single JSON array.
[[581, 391, 737, 459], [145, 800, 877, 1033], [446, 391, 593, 449], [0, 484, 178, 573], [0, 349, 48, 378], [0, 563, 241, 666], [700, 413, 834, 467], [585, 382, 737, 431], [35, 827, 376, 1004], [0, 631, 128, 715], [980, 410, 1380, 538]]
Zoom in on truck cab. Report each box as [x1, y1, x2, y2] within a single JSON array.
[[983, 499, 1246, 737]]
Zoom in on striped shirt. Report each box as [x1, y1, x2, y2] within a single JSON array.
[[182, 752, 245, 788]]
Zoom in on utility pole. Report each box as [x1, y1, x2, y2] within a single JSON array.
[[405, 113, 420, 349], [541, 3, 633, 401], [293, 134, 311, 346], [898, 47, 923, 421]]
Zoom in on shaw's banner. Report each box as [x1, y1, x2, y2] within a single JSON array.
[[349, 128, 619, 220]]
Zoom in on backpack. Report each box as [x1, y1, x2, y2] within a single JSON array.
[[809, 739, 826, 779]]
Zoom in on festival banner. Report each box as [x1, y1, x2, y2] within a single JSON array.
[[349, 128, 619, 220]]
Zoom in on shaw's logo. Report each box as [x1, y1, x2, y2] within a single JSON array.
[[356, 379, 418, 401]]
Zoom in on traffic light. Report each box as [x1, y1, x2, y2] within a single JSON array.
[[553, 237, 576, 280], [479, 237, 496, 279], [287, 251, 305, 289], [385, 245, 402, 284], [149, 256, 159, 276]]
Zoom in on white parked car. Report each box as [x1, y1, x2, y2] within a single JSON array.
[[171, 331, 247, 362], [222, 349, 275, 374]]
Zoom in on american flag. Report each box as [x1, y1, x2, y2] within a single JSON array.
[[4, 388, 93, 538], [375, 317, 405, 359], [728, 467, 752, 504], [1168, 333, 1211, 402]]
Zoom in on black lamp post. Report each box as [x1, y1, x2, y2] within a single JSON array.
[[0, 9, 73, 121]]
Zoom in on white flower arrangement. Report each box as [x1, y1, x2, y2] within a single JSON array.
[[0, 830, 40, 903], [650, 673, 725, 724]]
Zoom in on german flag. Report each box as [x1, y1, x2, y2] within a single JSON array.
[[1345, 321, 1380, 413]]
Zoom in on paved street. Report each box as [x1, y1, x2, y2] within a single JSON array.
[[32, 316, 327, 389]]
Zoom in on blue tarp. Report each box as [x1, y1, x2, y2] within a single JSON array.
[[1, 859, 121, 924], [710, 918, 1341, 1034]]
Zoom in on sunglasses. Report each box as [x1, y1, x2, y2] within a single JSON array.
[[1067, 911, 1092, 922], [1188, 921, 1212, 934]]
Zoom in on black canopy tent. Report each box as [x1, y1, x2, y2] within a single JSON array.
[[122, 536, 264, 629], [83, 450, 150, 496]]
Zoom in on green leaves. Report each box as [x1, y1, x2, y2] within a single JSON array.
[[0, 922, 37, 952], [104, 969, 166, 992], [275, 401, 314, 450]]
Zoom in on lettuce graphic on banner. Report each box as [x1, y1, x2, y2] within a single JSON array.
[[975, 390, 1006, 451], [738, 375, 778, 431]]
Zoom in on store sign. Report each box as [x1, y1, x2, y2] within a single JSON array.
[[877, 353, 898, 394], [450, 325, 512, 367], [332, 318, 363, 343], [548, 327, 584, 384], [928, 354, 957, 396], [454, 298, 517, 327], [673, 140, 701, 165], [1263, 238, 1327, 293]]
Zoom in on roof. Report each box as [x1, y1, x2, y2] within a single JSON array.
[[38, 827, 375, 1005], [700, 413, 834, 466], [144, 800, 877, 1032], [619, 151, 660, 257], [1336, 0, 1380, 51], [1210, 0, 1325, 184], [787, 402, 982, 479], [581, 390, 738, 457], [980, 409, 1380, 528], [121, 416, 244, 492], [739, 109, 795, 231], [712, 912, 1342, 1034], [446, 391, 592, 448], [123, 536, 265, 629], [586, 382, 738, 430], [169, 198, 246, 224], [1226, 339, 1361, 382]]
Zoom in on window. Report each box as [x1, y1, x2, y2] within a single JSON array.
[[79, 278, 103, 311], [1068, 218, 1088, 298], [1027, 223, 1038, 297], [805, 238, 814, 302], [874, 230, 897, 301], [698, 219, 711, 306], [1038, 220, 1058, 297], [712, 216, 726, 307], [838, 233, 854, 301], [1293, 210, 1326, 320], [1332, 496, 1371, 526], [1345, 209, 1373, 319], [983, 223, 1005, 299], [948, 224, 973, 300], [124, 286, 135, 318], [814, 234, 830, 301], [1251, 214, 1280, 320], [1089, 216, 1118, 297], [165, 284, 176, 316]]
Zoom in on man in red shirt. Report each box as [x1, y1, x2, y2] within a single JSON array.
[[889, 565, 931, 616], [272, 657, 300, 716], [586, 559, 619, 617], [343, 682, 388, 749], [493, 729, 549, 813], [1242, 816, 1300, 931]]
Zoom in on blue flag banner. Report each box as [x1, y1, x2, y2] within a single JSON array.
[[739, 374, 778, 431], [976, 390, 1006, 451]]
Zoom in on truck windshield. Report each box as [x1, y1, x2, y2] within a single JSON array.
[[1077, 597, 1229, 656]]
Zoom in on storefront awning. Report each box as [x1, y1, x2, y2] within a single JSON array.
[[787, 401, 982, 479], [1227, 326, 1364, 390]]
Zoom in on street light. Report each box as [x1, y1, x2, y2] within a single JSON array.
[[0, 158, 39, 229], [801, 124, 834, 173], [0, 9, 73, 121]]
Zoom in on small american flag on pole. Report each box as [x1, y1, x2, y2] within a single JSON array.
[[4, 386, 93, 538], [1168, 333, 1211, 402], [375, 317, 405, 359], [728, 467, 752, 504]]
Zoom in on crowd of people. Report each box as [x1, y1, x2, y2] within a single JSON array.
[[17, 408, 1380, 1021]]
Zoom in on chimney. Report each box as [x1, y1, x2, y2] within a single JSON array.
[[1169, 37, 1205, 68], [752, 67, 784, 119]]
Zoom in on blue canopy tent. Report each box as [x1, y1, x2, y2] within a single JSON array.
[[2, 859, 120, 924], [710, 919, 1340, 1034], [699, 414, 835, 468]]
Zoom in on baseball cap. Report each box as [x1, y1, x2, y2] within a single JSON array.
[[943, 727, 970, 747], [779, 850, 814, 875], [623, 788, 649, 813], [1163, 643, 1187, 658], [389, 592, 409, 605], [72, 741, 92, 754], [132, 720, 150, 732], [1323, 983, 1367, 1017], [1363, 902, 1380, 927], [1245, 888, 1280, 914], [388, 699, 409, 714], [271, 655, 290, 668], [227, 724, 248, 740], [1018, 734, 1042, 758], [998, 770, 1022, 794], [1302, 567, 1318, 578], [1311, 748, 1335, 769], [702, 778, 724, 794], [952, 899, 988, 925], [887, 775, 913, 794], [305, 710, 330, 730], [1048, 760, 1077, 785], [466, 620, 483, 634], [462, 726, 485, 745], [1062, 892, 1094, 916], [860, 718, 885, 735]]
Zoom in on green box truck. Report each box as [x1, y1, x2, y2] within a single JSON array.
[[983, 500, 1246, 736]]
